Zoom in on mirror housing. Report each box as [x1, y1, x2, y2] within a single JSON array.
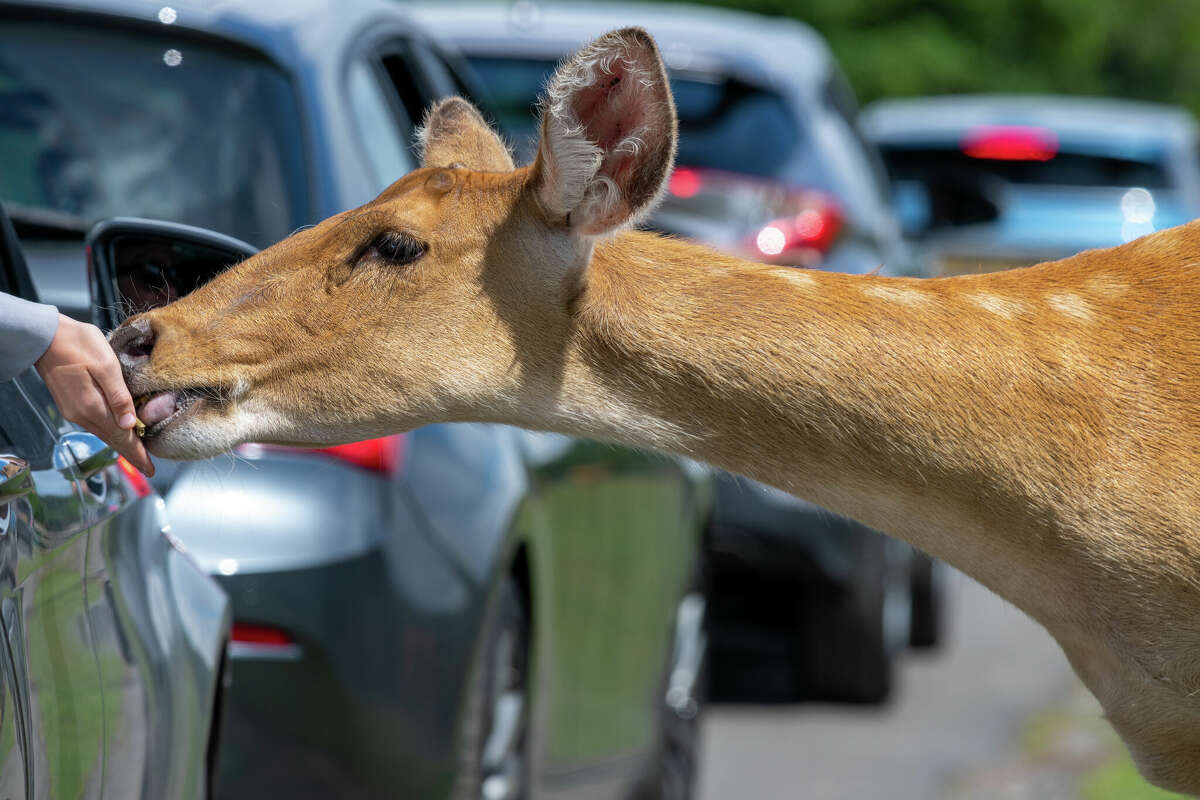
[[87, 217, 258, 331]]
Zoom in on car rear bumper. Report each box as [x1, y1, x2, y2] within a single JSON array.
[[708, 472, 879, 587], [212, 551, 476, 800]]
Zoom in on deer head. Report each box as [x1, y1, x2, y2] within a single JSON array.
[[112, 27, 677, 459]]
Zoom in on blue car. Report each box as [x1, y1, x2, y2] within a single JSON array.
[[861, 94, 1200, 274]]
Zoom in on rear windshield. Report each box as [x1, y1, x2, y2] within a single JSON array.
[[0, 18, 309, 247], [879, 145, 1170, 189], [467, 55, 801, 178]]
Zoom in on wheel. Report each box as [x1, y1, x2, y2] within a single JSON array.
[[908, 552, 945, 649], [633, 592, 706, 800], [802, 533, 909, 704], [453, 576, 530, 800]]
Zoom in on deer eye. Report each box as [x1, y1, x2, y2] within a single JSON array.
[[365, 232, 426, 266]]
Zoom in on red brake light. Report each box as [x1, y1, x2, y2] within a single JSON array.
[[231, 622, 295, 646], [753, 196, 843, 261], [669, 167, 703, 198], [315, 435, 405, 474], [961, 125, 1058, 161], [116, 456, 152, 498]]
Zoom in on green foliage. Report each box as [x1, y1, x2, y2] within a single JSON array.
[[1083, 759, 1187, 800], [677, 0, 1200, 115]]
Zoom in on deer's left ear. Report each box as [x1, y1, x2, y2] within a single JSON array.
[[532, 27, 677, 237], [419, 97, 515, 172]]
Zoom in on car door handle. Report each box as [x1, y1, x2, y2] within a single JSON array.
[[54, 432, 118, 480], [0, 456, 33, 502]]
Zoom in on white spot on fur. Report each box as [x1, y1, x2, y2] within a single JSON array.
[[773, 269, 817, 289], [1084, 275, 1127, 297], [1047, 292, 1093, 321], [862, 284, 929, 305], [964, 291, 1029, 319]]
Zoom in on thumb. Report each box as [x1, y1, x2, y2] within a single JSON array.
[[91, 355, 138, 429]]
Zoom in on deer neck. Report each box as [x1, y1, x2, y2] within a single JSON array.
[[509, 230, 1199, 629]]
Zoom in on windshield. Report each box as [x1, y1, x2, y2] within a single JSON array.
[[0, 18, 308, 247], [467, 55, 800, 178]]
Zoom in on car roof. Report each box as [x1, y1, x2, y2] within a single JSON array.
[[861, 94, 1198, 152], [409, 0, 833, 91], [2, 0, 417, 65]]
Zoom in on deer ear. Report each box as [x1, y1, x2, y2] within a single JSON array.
[[532, 27, 677, 237], [418, 97, 515, 172]]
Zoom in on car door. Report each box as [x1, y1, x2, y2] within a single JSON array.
[[517, 433, 700, 783], [3, 206, 230, 800], [0, 241, 104, 796], [1, 371, 111, 800]]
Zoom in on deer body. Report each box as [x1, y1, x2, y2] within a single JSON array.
[[552, 230, 1200, 789], [111, 28, 1200, 792]]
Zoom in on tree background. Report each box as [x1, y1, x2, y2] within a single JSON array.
[[682, 0, 1200, 114]]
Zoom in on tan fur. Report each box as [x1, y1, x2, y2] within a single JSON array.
[[115, 28, 1200, 794]]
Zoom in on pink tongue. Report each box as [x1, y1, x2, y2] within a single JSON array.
[[140, 392, 178, 427]]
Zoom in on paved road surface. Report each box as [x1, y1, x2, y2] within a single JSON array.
[[697, 570, 1079, 800]]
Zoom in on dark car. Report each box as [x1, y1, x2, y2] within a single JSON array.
[[0, 203, 231, 798], [2, 1, 709, 798], [861, 94, 1200, 275], [414, 0, 941, 704]]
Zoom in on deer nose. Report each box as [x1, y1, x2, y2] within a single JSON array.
[[109, 317, 156, 375]]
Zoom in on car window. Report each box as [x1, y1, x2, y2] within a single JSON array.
[[0, 206, 39, 302], [0, 377, 56, 468], [377, 39, 449, 127], [0, 17, 309, 247], [346, 59, 415, 193], [467, 55, 802, 176], [879, 144, 1171, 189]]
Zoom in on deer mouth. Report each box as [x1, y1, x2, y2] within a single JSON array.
[[133, 388, 210, 439]]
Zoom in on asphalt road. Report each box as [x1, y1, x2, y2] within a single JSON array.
[[697, 569, 1080, 800]]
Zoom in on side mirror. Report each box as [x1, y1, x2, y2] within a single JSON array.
[[87, 218, 258, 331]]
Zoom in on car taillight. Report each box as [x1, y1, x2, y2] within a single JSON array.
[[229, 621, 302, 659], [315, 435, 405, 474], [753, 195, 843, 262], [961, 125, 1058, 161], [669, 167, 703, 198], [116, 455, 152, 498], [231, 622, 295, 647], [238, 434, 406, 475]]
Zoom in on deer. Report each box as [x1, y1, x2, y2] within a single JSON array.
[[108, 27, 1200, 794]]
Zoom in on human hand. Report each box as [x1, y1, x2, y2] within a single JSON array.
[[35, 314, 154, 476]]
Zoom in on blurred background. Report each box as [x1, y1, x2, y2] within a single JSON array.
[[0, 0, 1194, 798]]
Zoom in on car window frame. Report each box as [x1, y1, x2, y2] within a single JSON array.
[[0, 209, 38, 302], [340, 25, 437, 184]]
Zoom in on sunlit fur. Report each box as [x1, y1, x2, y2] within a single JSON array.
[[117, 27, 1200, 793]]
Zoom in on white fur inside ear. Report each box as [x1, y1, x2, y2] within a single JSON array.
[[540, 115, 603, 218], [538, 31, 666, 234]]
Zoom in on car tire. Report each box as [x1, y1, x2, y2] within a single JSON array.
[[908, 552, 945, 649], [803, 534, 908, 704], [633, 591, 706, 800], [452, 576, 530, 800]]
